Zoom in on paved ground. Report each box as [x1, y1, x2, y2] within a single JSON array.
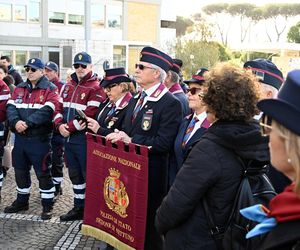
[[0, 167, 109, 250]]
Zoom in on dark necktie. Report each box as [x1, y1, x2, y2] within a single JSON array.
[[132, 91, 147, 123], [182, 117, 199, 147], [106, 103, 116, 118]]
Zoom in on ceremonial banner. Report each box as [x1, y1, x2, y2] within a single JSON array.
[[82, 133, 149, 250]]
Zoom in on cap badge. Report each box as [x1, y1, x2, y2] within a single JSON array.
[[78, 54, 83, 60], [31, 59, 35, 63]]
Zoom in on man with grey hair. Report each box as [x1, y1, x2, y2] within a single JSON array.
[[165, 59, 189, 117], [244, 58, 291, 193], [107, 46, 182, 250]]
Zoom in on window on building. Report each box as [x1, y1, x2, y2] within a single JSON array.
[[91, 3, 105, 28], [15, 51, 26, 67], [161, 20, 176, 29], [63, 46, 72, 68], [49, 51, 60, 67], [0, 3, 12, 21], [68, 14, 83, 25], [106, 4, 122, 29], [67, 0, 84, 25], [49, 12, 65, 24], [113, 45, 126, 68], [28, 1, 40, 22], [29, 51, 41, 59], [14, 4, 26, 22]]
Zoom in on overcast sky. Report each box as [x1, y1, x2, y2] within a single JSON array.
[[173, 0, 300, 17]]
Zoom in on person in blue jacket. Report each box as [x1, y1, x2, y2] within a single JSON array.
[[4, 58, 59, 220], [168, 68, 210, 186]]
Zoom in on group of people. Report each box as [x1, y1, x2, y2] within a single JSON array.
[[0, 45, 299, 250]]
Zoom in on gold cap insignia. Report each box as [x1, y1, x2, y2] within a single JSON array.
[[78, 54, 83, 60], [31, 59, 35, 63], [104, 168, 129, 218]]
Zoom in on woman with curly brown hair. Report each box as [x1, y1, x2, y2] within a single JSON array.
[[155, 63, 270, 250]]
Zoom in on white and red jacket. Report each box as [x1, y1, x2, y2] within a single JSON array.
[[54, 71, 106, 144]]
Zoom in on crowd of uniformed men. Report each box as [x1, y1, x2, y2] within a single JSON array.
[[0, 46, 292, 249]]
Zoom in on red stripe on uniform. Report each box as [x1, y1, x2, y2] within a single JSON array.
[[104, 74, 128, 80], [246, 67, 283, 82], [142, 51, 172, 66], [193, 75, 205, 81]]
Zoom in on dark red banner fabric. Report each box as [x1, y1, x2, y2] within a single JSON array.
[[82, 133, 148, 250]]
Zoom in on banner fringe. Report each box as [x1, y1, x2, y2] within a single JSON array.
[[81, 224, 136, 250]]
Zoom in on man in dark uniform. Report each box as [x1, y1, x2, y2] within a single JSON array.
[[165, 59, 190, 117], [244, 58, 291, 193], [0, 56, 23, 85], [55, 52, 106, 221], [107, 46, 182, 250], [4, 58, 59, 220], [45, 61, 65, 198]]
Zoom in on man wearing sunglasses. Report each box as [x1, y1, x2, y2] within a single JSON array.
[[44, 61, 65, 199], [106, 46, 182, 250], [54, 52, 106, 221], [244, 59, 291, 193], [164, 59, 190, 118], [5, 58, 59, 220]]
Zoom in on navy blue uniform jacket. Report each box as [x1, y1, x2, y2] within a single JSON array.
[[169, 115, 209, 186], [122, 84, 182, 249], [95, 92, 132, 136]]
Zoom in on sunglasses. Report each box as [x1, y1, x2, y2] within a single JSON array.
[[25, 67, 37, 73], [105, 83, 119, 92], [187, 87, 202, 95], [260, 114, 272, 136], [135, 64, 155, 71], [73, 64, 87, 69]]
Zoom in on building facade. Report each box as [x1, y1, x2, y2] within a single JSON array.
[[0, 0, 176, 79]]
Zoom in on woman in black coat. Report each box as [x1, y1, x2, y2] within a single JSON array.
[[87, 68, 132, 136], [155, 63, 269, 250], [241, 69, 300, 250]]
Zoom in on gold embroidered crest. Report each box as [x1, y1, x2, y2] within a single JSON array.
[[142, 120, 150, 130], [78, 54, 83, 60], [104, 168, 129, 218], [107, 120, 114, 129]]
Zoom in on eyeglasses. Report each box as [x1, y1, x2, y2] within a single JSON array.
[[105, 83, 119, 92], [25, 67, 37, 73], [135, 64, 155, 71], [73, 64, 87, 69], [260, 115, 272, 136], [187, 87, 202, 95]]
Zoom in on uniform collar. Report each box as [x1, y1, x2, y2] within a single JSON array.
[[143, 82, 168, 102], [169, 83, 184, 94], [115, 92, 132, 110]]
